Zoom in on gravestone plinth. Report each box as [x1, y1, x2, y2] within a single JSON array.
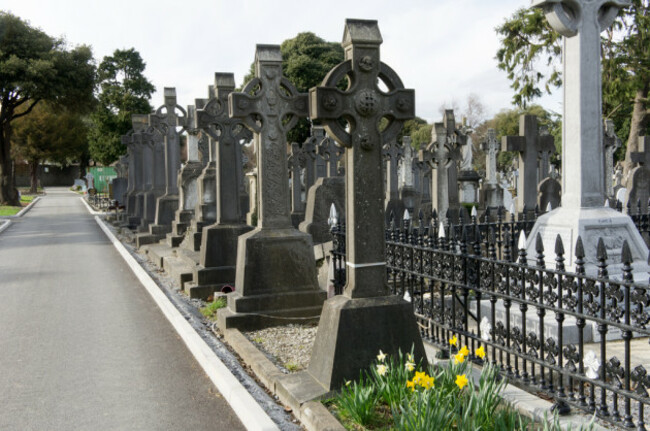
[[215, 47, 325, 327], [526, 0, 648, 275], [186, 73, 254, 299], [458, 169, 481, 204], [300, 19, 425, 392]]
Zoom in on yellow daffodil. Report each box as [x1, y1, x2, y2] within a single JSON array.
[[406, 379, 415, 391], [407, 353, 414, 362], [405, 361, 415, 372], [449, 335, 458, 346], [459, 345, 469, 356], [421, 375, 435, 389], [476, 346, 486, 359], [456, 374, 469, 389], [413, 371, 427, 384], [345, 380, 351, 386], [376, 364, 388, 376], [454, 352, 466, 364], [377, 350, 387, 362]]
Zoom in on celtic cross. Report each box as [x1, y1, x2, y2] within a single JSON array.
[[197, 73, 251, 224], [148, 88, 187, 196], [309, 19, 415, 298], [229, 45, 309, 229]]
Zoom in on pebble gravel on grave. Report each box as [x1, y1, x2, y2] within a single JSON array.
[[244, 325, 318, 372]]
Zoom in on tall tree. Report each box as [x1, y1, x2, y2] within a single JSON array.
[[240, 32, 344, 144], [0, 12, 95, 205], [89, 48, 154, 166], [495, 2, 650, 175], [12, 103, 89, 192]]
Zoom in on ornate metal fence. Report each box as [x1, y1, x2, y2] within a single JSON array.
[[330, 215, 650, 429]]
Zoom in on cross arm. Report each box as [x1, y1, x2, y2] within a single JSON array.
[[502, 135, 527, 153], [538, 135, 556, 154]]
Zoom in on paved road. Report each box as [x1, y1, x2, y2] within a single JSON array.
[[0, 189, 244, 431]]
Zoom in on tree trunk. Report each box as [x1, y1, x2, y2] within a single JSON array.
[[624, 83, 650, 176], [0, 121, 20, 206], [29, 159, 39, 194]]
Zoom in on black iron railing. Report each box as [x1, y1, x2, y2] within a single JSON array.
[[330, 216, 650, 429]]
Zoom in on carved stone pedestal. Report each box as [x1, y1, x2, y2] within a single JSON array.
[[216, 228, 326, 330], [526, 207, 649, 275], [307, 295, 426, 390], [183, 223, 253, 299]]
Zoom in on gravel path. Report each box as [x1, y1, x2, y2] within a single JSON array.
[[244, 324, 318, 372]]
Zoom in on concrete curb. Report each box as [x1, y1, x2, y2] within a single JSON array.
[[221, 328, 344, 431], [94, 216, 280, 431], [1, 196, 41, 219], [0, 219, 11, 235], [79, 196, 102, 215]]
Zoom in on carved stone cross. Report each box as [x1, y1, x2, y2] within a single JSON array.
[[533, 0, 630, 207], [318, 133, 344, 177], [197, 73, 251, 225], [481, 128, 499, 186], [148, 88, 187, 197], [382, 139, 403, 201], [630, 136, 650, 167], [229, 45, 309, 229], [309, 19, 414, 298], [502, 115, 554, 213], [537, 125, 556, 183], [305, 19, 425, 391]]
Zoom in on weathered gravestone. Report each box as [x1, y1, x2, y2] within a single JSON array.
[[537, 125, 556, 184], [289, 142, 309, 227], [122, 131, 140, 225], [479, 129, 504, 209], [136, 89, 187, 248], [398, 136, 417, 215], [383, 139, 405, 223], [137, 118, 165, 233], [167, 105, 204, 247], [318, 132, 344, 177], [538, 176, 561, 212], [303, 126, 327, 182], [502, 115, 554, 214], [297, 20, 425, 393], [111, 155, 129, 207], [216, 46, 326, 329], [419, 110, 464, 222], [527, 0, 648, 273], [186, 73, 254, 299], [625, 136, 650, 214]]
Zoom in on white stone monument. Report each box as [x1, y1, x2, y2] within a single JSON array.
[[527, 0, 647, 275]]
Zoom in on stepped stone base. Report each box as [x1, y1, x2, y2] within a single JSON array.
[[307, 294, 426, 391], [154, 194, 179, 227]]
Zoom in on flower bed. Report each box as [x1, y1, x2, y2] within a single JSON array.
[[326, 341, 594, 430]]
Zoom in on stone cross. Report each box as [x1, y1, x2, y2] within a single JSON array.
[[419, 111, 464, 220], [383, 139, 403, 202], [148, 88, 187, 197], [185, 105, 200, 162], [399, 136, 414, 189], [481, 128, 499, 186], [318, 133, 344, 177], [229, 45, 309, 229], [197, 73, 251, 225], [537, 125, 556, 184], [301, 126, 323, 188], [288, 142, 308, 214], [604, 119, 622, 197], [533, 0, 630, 208], [309, 19, 414, 299], [502, 115, 554, 213]]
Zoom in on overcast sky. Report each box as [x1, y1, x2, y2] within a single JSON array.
[[5, 0, 562, 124]]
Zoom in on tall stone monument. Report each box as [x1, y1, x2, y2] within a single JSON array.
[[216, 46, 325, 329], [383, 139, 405, 223], [399, 136, 417, 214], [304, 19, 425, 391], [187, 73, 254, 299], [527, 0, 647, 273]]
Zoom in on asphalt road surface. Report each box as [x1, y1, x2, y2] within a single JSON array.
[[0, 189, 245, 431]]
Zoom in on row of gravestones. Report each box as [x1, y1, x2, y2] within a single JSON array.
[[108, 19, 426, 392]]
